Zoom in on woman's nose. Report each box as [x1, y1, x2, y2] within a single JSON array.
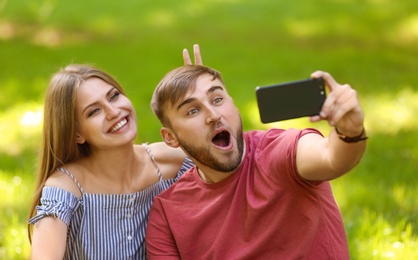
[[105, 104, 120, 120]]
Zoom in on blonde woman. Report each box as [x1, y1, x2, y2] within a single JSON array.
[[28, 45, 202, 259]]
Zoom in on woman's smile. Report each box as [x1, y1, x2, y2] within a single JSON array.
[[109, 117, 129, 133]]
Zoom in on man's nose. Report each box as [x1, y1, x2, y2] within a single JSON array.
[[205, 106, 221, 125]]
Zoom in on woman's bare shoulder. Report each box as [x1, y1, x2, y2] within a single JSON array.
[[44, 163, 83, 198]]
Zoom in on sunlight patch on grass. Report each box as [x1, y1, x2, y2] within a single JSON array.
[[89, 15, 119, 35], [0, 20, 15, 39], [284, 19, 324, 38], [362, 87, 418, 135], [0, 103, 42, 155], [0, 170, 33, 208], [392, 184, 418, 214], [32, 27, 61, 47], [390, 14, 418, 45], [0, 217, 30, 260], [20, 110, 42, 127], [146, 10, 177, 28], [0, 170, 32, 260], [331, 176, 418, 258], [0, 19, 91, 47], [350, 209, 417, 259], [332, 178, 418, 217]]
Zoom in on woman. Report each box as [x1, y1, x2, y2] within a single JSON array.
[[28, 45, 202, 259]]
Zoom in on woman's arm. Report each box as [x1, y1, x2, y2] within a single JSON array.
[[31, 217, 67, 260], [30, 170, 82, 259]]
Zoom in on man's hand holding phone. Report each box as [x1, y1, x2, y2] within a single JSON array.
[[310, 71, 365, 137]]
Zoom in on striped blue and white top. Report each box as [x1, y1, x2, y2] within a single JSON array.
[[29, 145, 194, 260]]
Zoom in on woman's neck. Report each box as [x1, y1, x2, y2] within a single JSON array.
[[78, 144, 145, 193]]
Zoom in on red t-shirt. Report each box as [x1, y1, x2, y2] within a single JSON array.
[[146, 128, 349, 259]]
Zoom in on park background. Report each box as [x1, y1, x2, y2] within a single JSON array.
[[0, 0, 417, 259]]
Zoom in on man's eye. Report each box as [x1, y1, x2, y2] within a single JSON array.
[[187, 108, 198, 116], [213, 97, 223, 104]]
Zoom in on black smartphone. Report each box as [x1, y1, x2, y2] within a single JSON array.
[[255, 78, 326, 123]]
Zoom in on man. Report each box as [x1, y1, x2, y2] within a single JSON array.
[[146, 52, 367, 259]]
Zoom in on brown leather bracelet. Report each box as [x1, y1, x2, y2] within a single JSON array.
[[335, 127, 368, 143]]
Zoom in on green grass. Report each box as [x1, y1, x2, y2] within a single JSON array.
[[1, 0, 417, 258]]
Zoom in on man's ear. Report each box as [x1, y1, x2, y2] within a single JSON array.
[[160, 127, 179, 148], [75, 133, 85, 144]]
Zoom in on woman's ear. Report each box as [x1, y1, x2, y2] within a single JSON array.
[[75, 133, 85, 144], [160, 127, 179, 148]]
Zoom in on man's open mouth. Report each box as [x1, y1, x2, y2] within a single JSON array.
[[212, 131, 231, 148]]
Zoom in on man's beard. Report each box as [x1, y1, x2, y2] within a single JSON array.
[[177, 123, 244, 173]]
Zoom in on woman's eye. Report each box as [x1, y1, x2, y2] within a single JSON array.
[[88, 108, 100, 117], [110, 91, 120, 101]]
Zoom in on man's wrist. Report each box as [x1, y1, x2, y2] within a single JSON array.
[[335, 127, 368, 143]]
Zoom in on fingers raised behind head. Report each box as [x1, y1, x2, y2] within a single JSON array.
[[193, 44, 203, 65], [183, 44, 203, 65], [183, 48, 192, 65]]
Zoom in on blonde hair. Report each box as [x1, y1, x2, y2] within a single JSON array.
[[28, 64, 126, 242]]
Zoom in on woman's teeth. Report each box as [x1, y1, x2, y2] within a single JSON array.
[[110, 118, 127, 133]]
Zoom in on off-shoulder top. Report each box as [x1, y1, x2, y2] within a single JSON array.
[[29, 144, 194, 260]]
